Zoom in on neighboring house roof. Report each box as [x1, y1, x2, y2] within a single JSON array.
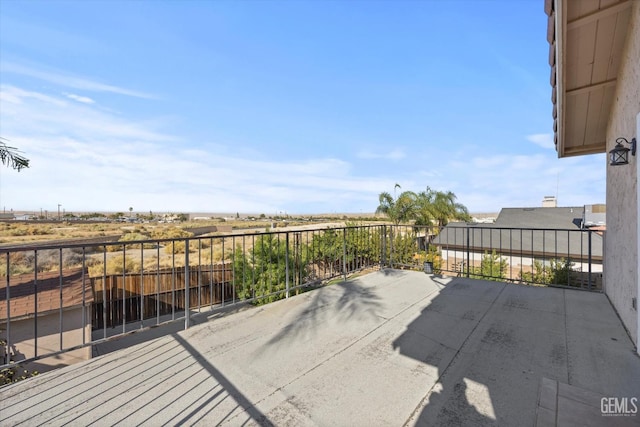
[[493, 207, 584, 229], [546, 0, 634, 157], [0, 268, 93, 321], [432, 226, 602, 261], [432, 206, 603, 260]]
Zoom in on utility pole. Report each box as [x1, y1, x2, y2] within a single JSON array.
[[58, 204, 61, 221]]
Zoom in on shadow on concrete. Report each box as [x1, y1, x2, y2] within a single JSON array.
[[392, 277, 504, 426], [430, 274, 454, 287], [262, 277, 383, 349], [391, 274, 640, 426], [257, 271, 499, 424], [380, 267, 405, 277]]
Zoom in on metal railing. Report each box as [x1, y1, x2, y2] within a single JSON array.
[[412, 224, 603, 289], [0, 224, 603, 375]]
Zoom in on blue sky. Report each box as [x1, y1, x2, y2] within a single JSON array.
[[0, 0, 605, 215]]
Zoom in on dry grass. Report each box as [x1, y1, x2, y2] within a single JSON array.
[[0, 216, 370, 246], [0, 222, 112, 245], [0, 219, 268, 246]]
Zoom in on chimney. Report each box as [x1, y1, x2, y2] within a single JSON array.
[[542, 196, 557, 208]]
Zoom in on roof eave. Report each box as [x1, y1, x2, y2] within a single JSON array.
[[548, 0, 634, 158]]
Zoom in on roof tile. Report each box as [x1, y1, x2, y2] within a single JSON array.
[[0, 268, 93, 320]]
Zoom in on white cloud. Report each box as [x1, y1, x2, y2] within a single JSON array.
[[0, 85, 392, 214], [1, 62, 155, 99], [0, 85, 67, 106], [381, 141, 604, 214], [527, 133, 555, 150], [65, 93, 95, 104], [428, 150, 605, 213], [1, 85, 170, 143], [0, 84, 606, 215], [357, 148, 406, 160]]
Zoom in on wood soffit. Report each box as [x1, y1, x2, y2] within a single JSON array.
[[546, 0, 633, 158]]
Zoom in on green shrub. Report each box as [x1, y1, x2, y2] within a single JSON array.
[[1, 339, 38, 387], [413, 246, 443, 274], [519, 258, 574, 286], [469, 250, 508, 281]]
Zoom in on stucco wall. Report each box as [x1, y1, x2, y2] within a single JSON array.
[[605, 1, 640, 348], [441, 250, 603, 273]]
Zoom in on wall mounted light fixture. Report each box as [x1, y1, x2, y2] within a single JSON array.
[[609, 137, 637, 166]]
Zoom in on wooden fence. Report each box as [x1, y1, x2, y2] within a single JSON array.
[[90, 264, 235, 329]]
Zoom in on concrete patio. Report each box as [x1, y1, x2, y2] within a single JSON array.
[[1, 269, 638, 426]]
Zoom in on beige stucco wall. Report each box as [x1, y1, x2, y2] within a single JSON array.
[[605, 1, 640, 348], [1, 308, 92, 374]]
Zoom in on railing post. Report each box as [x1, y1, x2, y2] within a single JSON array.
[[298, 231, 303, 282], [230, 237, 234, 306], [59, 248, 63, 351], [285, 232, 290, 298], [343, 228, 347, 281], [122, 249, 126, 334], [381, 225, 387, 268], [185, 238, 190, 330], [389, 225, 394, 269], [102, 248, 107, 338], [82, 247, 86, 346], [140, 245, 145, 326], [466, 226, 470, 278], [34, 251, 39, 358], [221, 238, 225, 307], [567, 230, 571, 287], [5, 252, 10, 365], [588, 230, 593, 290]]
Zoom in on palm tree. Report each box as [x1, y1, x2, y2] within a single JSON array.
[[376, 184, 417, 225], [0, 138, 29, 171], [415, 187, 470, 227], [414, 191, 436, 227]]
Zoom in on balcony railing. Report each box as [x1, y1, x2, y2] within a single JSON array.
[[0, 224, 603, 378]]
